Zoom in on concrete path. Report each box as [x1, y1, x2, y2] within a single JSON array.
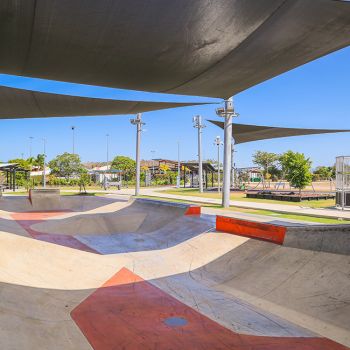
[[125, 187, 350, 220]]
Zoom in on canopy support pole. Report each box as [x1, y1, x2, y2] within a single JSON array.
[[216, 97, 236, 208], [131, 113, 144, 196]]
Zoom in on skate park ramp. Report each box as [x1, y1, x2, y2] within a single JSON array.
[[3, 195, 211, 254], [0, 194, 350, 349]]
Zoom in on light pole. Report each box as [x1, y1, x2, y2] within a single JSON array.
[[193, 115, 206, 193], [42, 138, 46, 189], [214, 136, 223, 192], [130, 113, 145, 196], [176, 141, 180, 188], [216, 97, 238, 207], [71, 126, 76, 154], [106, 134, 110, 170], [29, 136, 34, 158], [231, 141, 237, 188], [150, 150, 156, 175]]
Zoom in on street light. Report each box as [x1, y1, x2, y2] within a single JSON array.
[[106, 134, 110, 170], [71, 126, 76, 154], [176, 141, 180, 188], [42, 138, 47, 189], [216, 97, 238, 207], [130, 113, 145, 196], [29, 136, 34, 158], [193, 115, 206, 193], [150, 150, 156, 175], [214, 136, 223, 192]]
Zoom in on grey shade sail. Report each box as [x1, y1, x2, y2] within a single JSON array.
[[0, 85, 208, 119], [209, 120, 350, 144], [0, 1, 349, 98]]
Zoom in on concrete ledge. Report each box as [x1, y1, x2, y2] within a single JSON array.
[[216, 215, 350, 255], [285, 225, 350, 255], [216, 216, 286, 244], [29, 189, 60, 205], [135, 198, 201, 215]]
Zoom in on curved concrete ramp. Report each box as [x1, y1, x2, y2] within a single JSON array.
[[0, 195, 349, 349]]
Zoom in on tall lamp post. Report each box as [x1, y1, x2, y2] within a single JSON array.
[[193, 115, 206, 193], [42, 138, 47, 189], [214, 136, 223, 192], [106, 134, 110, 170], [176, 141, 180, 188], [216, 97, 238, 207], [150, 150, 156, 176], [130, 113, 145, 196], [71, 126, 76, 154], [29, 136, 34, 158]]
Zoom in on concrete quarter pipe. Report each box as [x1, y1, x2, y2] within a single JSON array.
[[0, 195, 349, 349]]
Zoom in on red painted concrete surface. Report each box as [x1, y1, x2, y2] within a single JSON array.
[[185, 205, 201, 215], [71, 267, 348, 350], [216, 215, 286, 244], [11, 211, 98, 254]]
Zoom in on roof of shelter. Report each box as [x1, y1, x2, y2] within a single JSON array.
[[182, 162, 216, 173], [0, 1, 349, 98], [209, 121, 350, 144], [0, 85, 208, 119]]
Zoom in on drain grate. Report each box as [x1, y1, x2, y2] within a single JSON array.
[[164, 317, 188, 327]]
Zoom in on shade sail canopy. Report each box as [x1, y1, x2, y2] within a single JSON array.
[[209, 120, 350, 144], [0, 1, 349, 98], [0, 86, 207, 119]]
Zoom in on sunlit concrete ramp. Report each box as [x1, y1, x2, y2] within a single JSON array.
[[0, 195, 349, 349]]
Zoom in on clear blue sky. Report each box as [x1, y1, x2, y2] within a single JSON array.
[[0, 46, 349, 169]]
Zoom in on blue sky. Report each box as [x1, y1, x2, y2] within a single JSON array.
[[0, 46, 349, 169]]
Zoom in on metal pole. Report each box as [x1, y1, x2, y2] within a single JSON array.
[[218, 142, 221, 192], [29, 136, 33, 158], [176, 141, 180, 188], [216, 97, 236, 208], [130, 113, 144, 196], [106, 134, 109, 170], [214, 136, 222, 192], [71, 126, 75, 154], [231, 141, 235, 189], [193, 115, 205, 193], [198, 119, 203, 193], [42, 138, 46, 189]]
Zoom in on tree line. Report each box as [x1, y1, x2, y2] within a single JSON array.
[[251, 150, 335, 194]]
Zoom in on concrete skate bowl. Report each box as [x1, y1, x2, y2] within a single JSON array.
[[0, 194, 121, 213], [5, 196, 210, 254], [1, 225, 349, 350]]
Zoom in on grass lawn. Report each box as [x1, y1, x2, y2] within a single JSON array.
[[159, 188, 336, 209], [139, 195, 347, 225]]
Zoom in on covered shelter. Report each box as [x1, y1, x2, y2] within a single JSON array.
[[0, 163, 30, 192], [181, 162, 216, 189], [0, 1, 349, 98], [0, 85, 208, 119], [208, 121, 350, 144]]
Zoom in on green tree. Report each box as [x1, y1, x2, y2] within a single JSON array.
[[111, 156, 136, 173], [48, 153, 84, 180], [252, 151, 279, 179], [280, 151, 312, 194], [313, 166, 333, 180], [34, 154, 45, 169]]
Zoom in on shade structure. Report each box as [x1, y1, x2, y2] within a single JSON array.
[[0, 1, 349, 98], [209, 120, 350, 144], [0, 85, 208, 119]]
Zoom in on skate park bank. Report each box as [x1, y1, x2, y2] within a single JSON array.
[[0, 191, 349, 349]]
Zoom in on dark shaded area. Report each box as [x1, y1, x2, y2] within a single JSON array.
[[0, 1, 349, 98]]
